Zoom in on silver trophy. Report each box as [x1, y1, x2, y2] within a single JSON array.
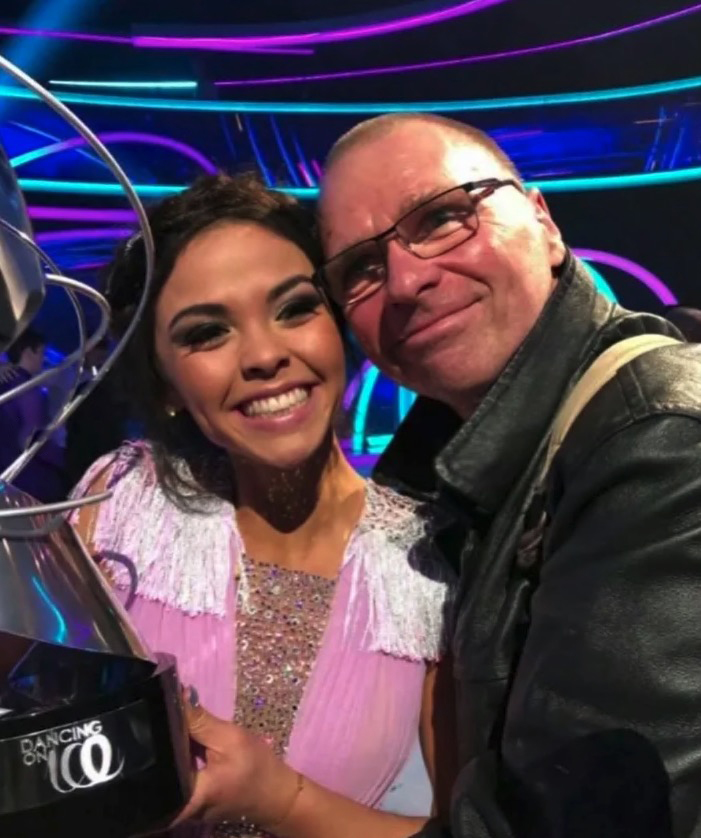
[[0, 56, 191, 836]]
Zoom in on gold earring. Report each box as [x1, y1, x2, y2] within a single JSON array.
[[165, 406, 177, 418]]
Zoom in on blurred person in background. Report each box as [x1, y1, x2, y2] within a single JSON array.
[[63, 337, 130, 490], [0, 326, 65, 502]]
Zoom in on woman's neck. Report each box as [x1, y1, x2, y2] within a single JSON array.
[[232, 435, 365, 573]]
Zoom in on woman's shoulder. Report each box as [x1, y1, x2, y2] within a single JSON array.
[[70, 439, 234, 617], [344, 479, 456, 663], [358, 479, 448, 551], [70, 439, 156, 499]]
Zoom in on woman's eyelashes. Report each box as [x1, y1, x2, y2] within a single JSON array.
[[172, 292, 323, 349], [174, 321, 229, 350], [277, 291, 323, 322]]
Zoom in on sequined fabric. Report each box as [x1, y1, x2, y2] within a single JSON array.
[[212, 554, 337, 838]]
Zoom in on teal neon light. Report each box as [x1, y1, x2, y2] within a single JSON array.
[[16, 166, 701, 199], [1, 74, 700, 113], [398, 386, 417, 422], [353, 366, 380, 454], [49, 79, 197, 90], [17, 178, 185, 196], [581, 262, 617, 302], [528, 167, 701, 191]]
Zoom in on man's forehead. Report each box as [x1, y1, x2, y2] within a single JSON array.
[[320, 131, 499, 251]]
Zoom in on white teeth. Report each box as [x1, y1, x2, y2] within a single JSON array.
[[242, 387, 310, 417]]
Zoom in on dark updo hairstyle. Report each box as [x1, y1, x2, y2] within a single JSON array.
[[105, 172, 333, 509]]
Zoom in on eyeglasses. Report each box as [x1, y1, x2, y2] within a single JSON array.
[[317, 178, 521, 308]]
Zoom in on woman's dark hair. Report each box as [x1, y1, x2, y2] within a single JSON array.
[[104, 172, 337, 509]]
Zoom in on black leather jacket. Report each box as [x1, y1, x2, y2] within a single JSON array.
[[376, 253, 701, 837]]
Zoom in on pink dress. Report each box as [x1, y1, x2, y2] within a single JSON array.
[[71, 442, 454, 836]]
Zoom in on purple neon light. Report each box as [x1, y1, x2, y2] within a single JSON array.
[[36, 228, 133, 244], [134, 0, 506, 50], [28, 207, 136, 223], [214, 3, 701, 86], [343, 361, 372, 411], [0, 24, 310, 52], [15, 131, 217, 175], [574, 249, 677, 305], [0, 1, 505, 52], [0, 25, 129, 44]]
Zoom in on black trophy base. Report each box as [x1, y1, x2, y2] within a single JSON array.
[[0, 654, 192, 837]]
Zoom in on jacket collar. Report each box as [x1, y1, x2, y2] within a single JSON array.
[[374, 251, 618, 515]]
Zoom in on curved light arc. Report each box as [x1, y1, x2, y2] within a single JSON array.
[[10, 131, 217, 174]]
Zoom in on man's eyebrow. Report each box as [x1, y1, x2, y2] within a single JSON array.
[[329, 188, 447, 257]]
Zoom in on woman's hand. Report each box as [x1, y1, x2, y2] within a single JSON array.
[[174, 696, 302, 829]]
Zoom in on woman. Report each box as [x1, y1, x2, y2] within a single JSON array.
[[70, 174, 456, 837]]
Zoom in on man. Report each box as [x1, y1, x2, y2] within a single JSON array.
[[317, 114, 701, 836], [0, 327, 65, 501]]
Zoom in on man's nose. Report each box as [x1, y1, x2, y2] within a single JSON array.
[[383, 239, 440, 305]]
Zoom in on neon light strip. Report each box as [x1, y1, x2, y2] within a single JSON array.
[[36, 228, 133, 244], [527, 167, 701, 191], [292, 133, 316, 185], [344, 361, 371, 411], [213, 3, 701, 86], [17, 166, 701, 199], [581, 262, 617, 302], [242, 115, 273, 186], [398, 387, 417, 422], [353, 366, 380, 454], [3, 72, 701, 113], [10, 131, 217, 174], [269, 116, 300, 186], [0, 25, 311, 52], [28, 206, 136, 222], [50, 79, 198, 90], [0, 1, 506, 50], [217, 75, 701, 111], [297, 162, 315, 187], [18, 179, 186, 196], [574, 249, 677, 305], [134, 0, 507, 49], [0, 25, 129, 44]]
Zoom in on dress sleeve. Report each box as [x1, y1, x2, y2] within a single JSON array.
[[344, 482, 457, 663]]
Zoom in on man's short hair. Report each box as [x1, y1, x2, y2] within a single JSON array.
[[7, 326, 45, 364], [324, 113, 523, 184]]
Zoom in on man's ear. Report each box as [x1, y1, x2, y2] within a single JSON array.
[[528, 188, 567, 268]]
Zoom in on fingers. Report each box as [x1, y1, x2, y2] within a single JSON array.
[[183, 695, 233, 752]]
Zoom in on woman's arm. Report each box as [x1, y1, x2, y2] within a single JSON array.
[[420, 656, 459, 822], [278, 659, 459, 838], [178, 701, 430, 838]]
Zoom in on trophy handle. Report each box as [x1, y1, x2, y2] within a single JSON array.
[[94, 551, 139, 611]]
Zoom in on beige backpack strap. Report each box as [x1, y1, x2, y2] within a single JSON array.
[[540, 334, 680, 481]]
